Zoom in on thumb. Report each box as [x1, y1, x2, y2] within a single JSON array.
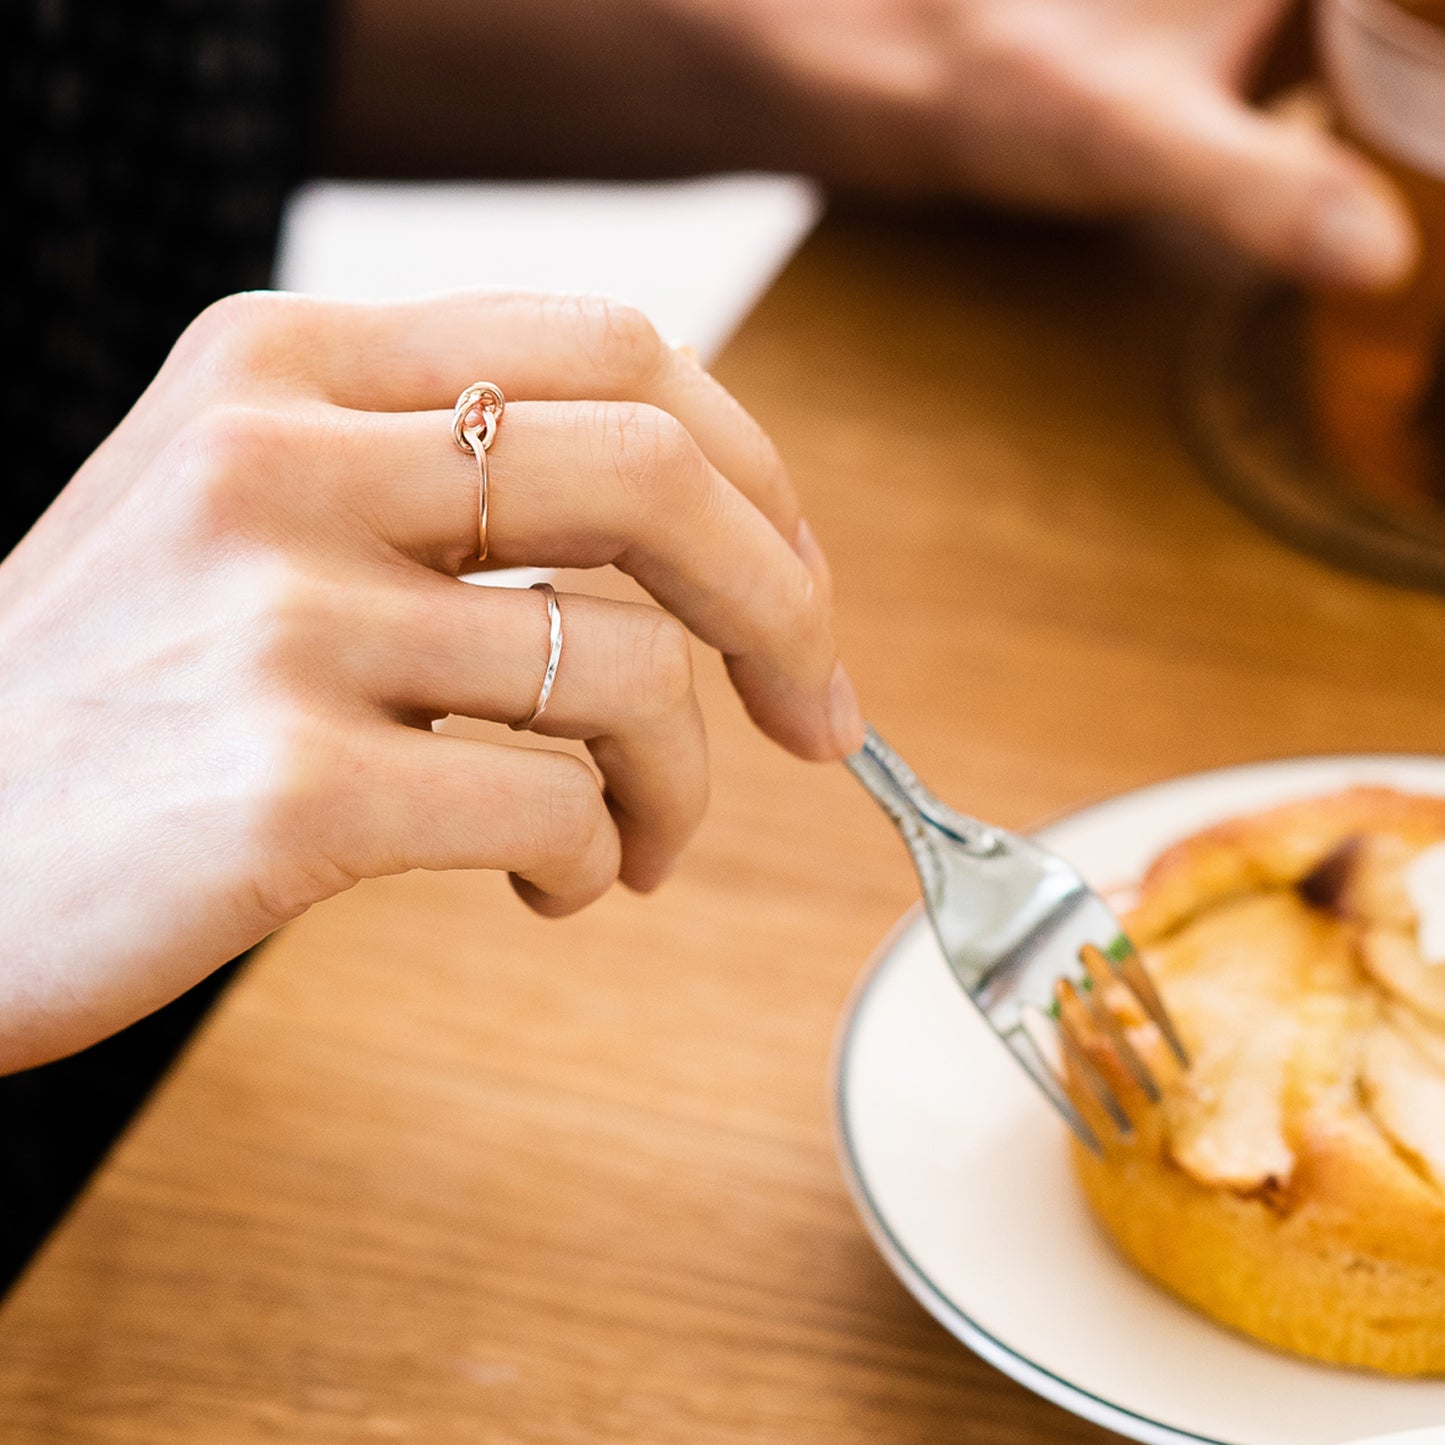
[[1122, 85, 1418, 290]]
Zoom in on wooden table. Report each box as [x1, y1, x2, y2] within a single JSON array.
[[6, 209, 1445, 1444]]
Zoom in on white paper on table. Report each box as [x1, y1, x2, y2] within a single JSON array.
[[273, 172, 823, 364]]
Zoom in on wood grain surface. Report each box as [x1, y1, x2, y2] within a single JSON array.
[[5, 210, 1445, 1443]]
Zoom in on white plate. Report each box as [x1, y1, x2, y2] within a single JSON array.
[[834, 755, 1445, 1445]]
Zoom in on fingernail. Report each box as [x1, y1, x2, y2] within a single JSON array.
[[674, 343, 700, 366], [828, 661, 866, 757], [794, 517, 834, 601], [1308, 189, 1417, 288]]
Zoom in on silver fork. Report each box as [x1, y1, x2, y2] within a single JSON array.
[[847, 725, 1189, 1153]]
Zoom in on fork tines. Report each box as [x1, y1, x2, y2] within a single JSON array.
[[845, 724, 1192, 1156], [1037, 942, 1189, 1154]]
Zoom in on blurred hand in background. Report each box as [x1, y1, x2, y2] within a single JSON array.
[[327, 0, 1416, 290]]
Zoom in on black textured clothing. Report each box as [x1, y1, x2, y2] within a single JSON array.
[[1, 0, 328, 1294], [5, 0, 329, 558], [0, 963, 244, 1294]]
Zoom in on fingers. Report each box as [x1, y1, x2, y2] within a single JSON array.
[[362, 581, 710, 893], [331, 727, 622, 917], [1117, 85, 1417, 289], [335, 403, 861, 761], [156, 291, 854, 760], [208, 290, 802, 547]]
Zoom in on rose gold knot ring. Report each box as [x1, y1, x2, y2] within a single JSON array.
[[511, 582, 563, 731], [452, 382, 506, 562]]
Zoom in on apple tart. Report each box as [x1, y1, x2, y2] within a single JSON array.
[[1066, 786, 1445, 1375]]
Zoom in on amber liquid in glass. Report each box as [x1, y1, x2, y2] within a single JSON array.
[[1308, 0, 1445, 514]]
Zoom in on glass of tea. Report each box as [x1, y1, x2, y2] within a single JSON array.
[[1309, 0, 1445, 519], [1180, 0, 1445, 587]]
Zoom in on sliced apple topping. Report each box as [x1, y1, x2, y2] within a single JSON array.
[[1166, 1016, 1298, 1191], [1361, 1023, 1445, 1191], [1359, 928, 1445, 1026], [1405, 840, 1445, 964], [1384, 1000, 1445, 1072], [1150, 893, 1328, 1191], [1101, 793, 1445, 1201]]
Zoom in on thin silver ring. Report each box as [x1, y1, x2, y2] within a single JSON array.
[[510, 582, 563, 731]]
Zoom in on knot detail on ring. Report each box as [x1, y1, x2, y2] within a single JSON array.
[[452, 382, 506, 562]]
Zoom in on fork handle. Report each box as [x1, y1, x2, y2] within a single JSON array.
[[846, 726, 999, 857]]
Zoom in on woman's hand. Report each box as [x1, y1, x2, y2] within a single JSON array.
[[0, 289, 862, 1073], [326, 0, 1416, 290], [693, 0, 1417, 288]]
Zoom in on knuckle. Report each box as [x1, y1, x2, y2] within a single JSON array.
[[203, 550, 349, 705], [242, 705, 342, 849], [200, 399, 296, 464], [769, 553, 829, 659], [702, 374, 795, 504], [238, 711, 369, 911], [530, 754, 610, 864], [564, 293, 666, 393], [172, 402, 300, 538], [173, 290, 300, 377], [244, 564, 337, 694], [749, 423, 791, 498], [632, 611, 694, 716], [603, 402, 704, 507]]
